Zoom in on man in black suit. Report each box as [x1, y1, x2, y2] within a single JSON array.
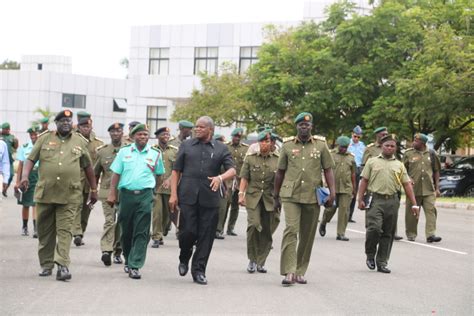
[[169, 116, 236, 285]]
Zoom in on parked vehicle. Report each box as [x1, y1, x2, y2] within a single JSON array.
[[439, 154, 463, 169], [439, 156, 474, 197]]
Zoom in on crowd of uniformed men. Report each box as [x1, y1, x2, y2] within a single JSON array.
[[0, 109, 443, 285]]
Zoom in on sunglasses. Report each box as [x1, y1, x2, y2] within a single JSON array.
[[352, 135, 361, 139]]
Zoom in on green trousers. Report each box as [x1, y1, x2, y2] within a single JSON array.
[[365, 195, 399, 267], [322, 193, 351, 236], [151, 193, 172, 240], [216, 195, 229, 233], [280, 202, 320, 276], [247, 200, 275, 266], [36, 202, 79, 268], [217, 190, 240, 233], [72, 193, 90, 237], [119, 189, 154, 269], [405, 194, 437, 239], [100, 200, 122, 256]]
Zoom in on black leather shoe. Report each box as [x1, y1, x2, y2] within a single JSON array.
[[129, 269, 141, 279], [336, 235, 349, 241], [73, 235, 84, 246], [159, 239, 164, 245], [407, 236, 416, 242], [348, 219, 356, 223], [32, 230, 38, 238], [21, 227, 29, 236], [281, 273, 295, 286], [319, 223, 326, 237], [427, 235, 442, 243], [178, 262, 189, 276], [394, 235, 403, 241], [56, 265, 71, 281], [377, 265, 391, 274], [193, 273, 208, 285], [124, 265, 130, 273], [295, 275, 307, 284], [39, 268, 52, 277], [366, 258, 376, 270], [113, 255, 123, 264], [226, 230, 237, 236], [247, 261, 257, 273], [215, 232, 225, 240], [101, 252, 112, 266], [257, 265, 267, 273], [151, 240, 160, 248]]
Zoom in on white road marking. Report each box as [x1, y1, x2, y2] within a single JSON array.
[[346, 229, 468, 255]]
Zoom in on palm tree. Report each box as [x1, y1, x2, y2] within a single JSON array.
[[32, 106, 56, 126]]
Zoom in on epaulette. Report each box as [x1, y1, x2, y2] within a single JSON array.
[[246, 152, 258, 156], [348, 152, 355, 157], [94, 136, 104, 143], [283, 136, 295, 143], [405, 148, 414, 152], [76, 132, 89, 143], [224, 141, 231, 145], [151, 146, 161, 152], [241, 143, 249, 147], [22, 143, 29, 148], [169, 136, 176, 141], [367, 143, 375, 148], [37, 130, 50, 138], [121, 143, 132, 148], [312, 135, 326, 142], [168, 144, 178, 150], [96, 144, 107, 151], [272, 151, 280, 157]]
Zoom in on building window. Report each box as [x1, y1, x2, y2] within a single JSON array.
[[62, 94, 86, 108], [37, 63, 43, 70], [149, 48, 169, 75], [194, 47, 218, 75], [146, 106, 167, 133], [239, 46, 260, 73], [113, 98, 127, 112]]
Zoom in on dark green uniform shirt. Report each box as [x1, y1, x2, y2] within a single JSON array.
[[362, 143, 382, 166], [94, 143, 121, 199], [79, 134, 104, 193], [278, 135, 334, 204], [28, 131, 92, 204], [403, 148, 441, 196], [154, 143, 178, 194], [240, 151, 279, 211], [361, 154, 410, 195], [332, 151, 356, 194]]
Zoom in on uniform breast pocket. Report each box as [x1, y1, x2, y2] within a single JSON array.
[[252, 165, 261, 172], [123, 159, 135, 171], [40, 145, 57, 161], [71, 148, 83, 161]]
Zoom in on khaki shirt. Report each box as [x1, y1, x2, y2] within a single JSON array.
[[240, 151, 279, 211], [361, 154, 410, 195], [168, 136, 183, 148], [226, 142, 249, 175], [121, 135, 134, 146], [362, 143, 382, 166], [154, 143, 178, 194], [94, 143, 121, 200], [79, 134, 104, 193], [403, 148, 441, 196], [28, 131, 92, 204], [278, 135, 334, 204], [332, 150, 356, 194]]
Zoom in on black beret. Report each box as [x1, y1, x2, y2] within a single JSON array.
[[54, 109, 73, 121], [78, 117, 92, 126], [108, 122, 124, 131], [155, 127, 170, 136]]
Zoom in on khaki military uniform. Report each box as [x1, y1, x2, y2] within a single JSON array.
[[217, 142, 249, 234], [361, 155, 410, 267], [72, 134, 104, 239], [362, 143, 382, 167], [151, 143, 178, 241], [121, 135, 134, 146], [278, 135, 334, 276], [94, 143, 122, 256], [321, 151, 356, 236], [168, 136, 184, 148], [240, 150, 279, 266], [403, 148, 441, 239], [28, 131, 92, 269]]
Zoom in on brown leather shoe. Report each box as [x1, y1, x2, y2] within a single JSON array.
[[281, 273, 295, 286], [295, 275, 307, 284]]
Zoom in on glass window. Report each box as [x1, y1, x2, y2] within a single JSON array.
[[239, 46, 260, 73], [146, 105, 167, 133], [149, 48, 170, 75], [62, 93, 86, 108], [194, 47, 219, 74]]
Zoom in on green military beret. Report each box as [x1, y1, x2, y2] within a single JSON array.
[[231, 127, 244, 137], [414, 133, 428, 144], [54, 109, 73, 121], [155, 127, 170, 136], [1, 122, 10, 129], [27, 126, 40, 134], [336, 136, 351, 147], [130, 123, 149, 136], [294, 112, 313, 124], [373, 126, 387, 134], [380, 133, 397, 144], [77, 111, 91, 119], [39, 117, 49, 124], [108, 122, 124, 131], [257, 125, 273, 133], [78, 117, 92, 126], [271, 132, 282, 142], [178, 120, 194, 129], [213, 133, 224, 141], [257, 131, 271, 142]]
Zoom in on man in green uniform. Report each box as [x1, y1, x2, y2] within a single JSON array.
[[95, 122, 124, 266], [107, 124, 165, 279], [361, 126, 388, 167], [122, 121, 140, 145], [1, 122, 19, 195], [217, 127, 249, 237], [19, 109, 98, 281], [39, 117, 50, 133], [319, 136, 356, 241], [72, 117, 104, 246], [239, 131, 279, 273], [274, 112, 335, 286], [358, 134, 419, 273], [151, 127, 178, 248], [403, 133, 442, 243], [169, 120, 193, 148]]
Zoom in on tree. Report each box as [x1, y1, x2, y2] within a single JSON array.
[[32, 106, 56, 126], [0, 59, 20, 70]]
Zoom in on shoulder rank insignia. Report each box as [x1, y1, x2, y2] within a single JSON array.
[[37, 130, 50, 138], [313, 135, 326, 142], [168, 144, 178, 150], [283, 136, 295, 143], [241, 143, 249, 147], [76, 133, 90, 143], [367, 143, 375, 148]]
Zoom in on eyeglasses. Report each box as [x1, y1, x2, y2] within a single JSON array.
[[352, 135, 361, 139]]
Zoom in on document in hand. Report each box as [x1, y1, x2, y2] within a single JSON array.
[[315, 187, 335, 206], [170, 206, 181, 228]]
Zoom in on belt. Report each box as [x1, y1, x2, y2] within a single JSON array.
[[120, 188, 152, 195], [372, 192, 398, 200]]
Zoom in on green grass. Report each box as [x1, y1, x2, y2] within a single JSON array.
[[436, 197, 474, 204]]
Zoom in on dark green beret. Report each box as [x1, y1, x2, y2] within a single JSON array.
[[373, 126, 387, 134], [231, 127, 244, 137], [108, 122, 124, 131], [178, 120, 194, 129], [271, 133, 282, 142], [155, 127, 170, 136], [54, 110, 73, 121], [257, 131, 271, 142], [1, 122, 10, 129], [414, 133, 428, 144], [130, 124, 149, 136], [380, 133, 397, 144], [213, 133, 224, 141], [77, 111, 91, 118], [39, 117, 49, 124], [294, 112, 313, 124], [336, 136, 351, 147], [27, 126, 40, 134], [78, 117, 92, 126]]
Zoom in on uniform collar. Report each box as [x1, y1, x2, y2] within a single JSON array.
[[131, 143, 150, 152], [295, 135, 314, 144], [377, 154, 396, 160]]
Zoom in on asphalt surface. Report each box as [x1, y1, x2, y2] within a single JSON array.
[[0, 192, 472, 315]]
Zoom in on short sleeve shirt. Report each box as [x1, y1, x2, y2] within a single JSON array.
[[403, 148, 441, 196], [332, 151, 356, 194], [17, 141, 39, 168], [361, 155, 410, 195]]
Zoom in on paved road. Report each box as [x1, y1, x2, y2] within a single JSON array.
[[0, 193, 472, 315]]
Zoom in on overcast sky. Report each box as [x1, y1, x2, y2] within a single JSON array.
[[0, 0, 315, 79]]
